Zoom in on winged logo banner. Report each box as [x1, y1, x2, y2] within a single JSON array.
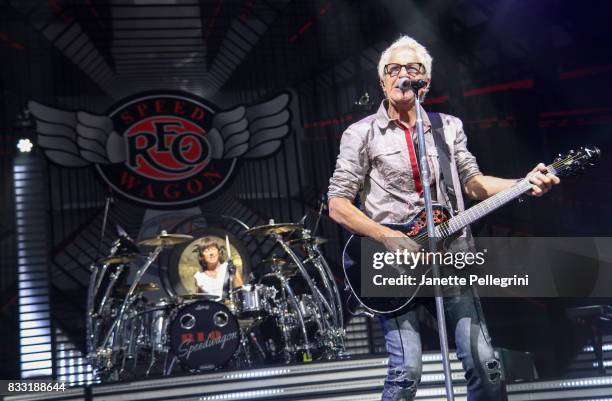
[[28, 91, 292, 206]]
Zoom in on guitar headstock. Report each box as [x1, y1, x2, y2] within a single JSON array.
[[550, 145, 600, 177]]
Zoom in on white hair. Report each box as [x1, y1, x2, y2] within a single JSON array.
[[377, 35, 433, 80]]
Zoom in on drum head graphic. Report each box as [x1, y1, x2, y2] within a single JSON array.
[[169, 300, 240, 370]]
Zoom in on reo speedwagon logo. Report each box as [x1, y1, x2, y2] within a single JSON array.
[[101, 95, 226, 204], [28, 92, 291, 206]]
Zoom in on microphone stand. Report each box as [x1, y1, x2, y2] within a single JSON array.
[[87, 190, 114, 358], [97, 190, 113, 260], [411, 83, 455, 400], [312, 194, 326, 236]]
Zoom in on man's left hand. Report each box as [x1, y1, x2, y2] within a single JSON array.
[[526, 163, 560, 196]]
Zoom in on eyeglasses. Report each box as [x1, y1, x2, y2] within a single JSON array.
[[384, 63, 426, 77]]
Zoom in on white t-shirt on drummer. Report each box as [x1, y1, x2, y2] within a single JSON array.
[[193, 262, 228, 301]]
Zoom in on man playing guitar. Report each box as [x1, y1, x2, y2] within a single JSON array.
[[327, 35, 559, 401]]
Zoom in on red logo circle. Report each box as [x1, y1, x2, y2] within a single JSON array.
[[126, 116, 210, 181]]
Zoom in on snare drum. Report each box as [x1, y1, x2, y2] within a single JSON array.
[[231, 284, 276, 318]]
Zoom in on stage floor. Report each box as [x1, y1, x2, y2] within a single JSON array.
[[4, 353, 612, 401]]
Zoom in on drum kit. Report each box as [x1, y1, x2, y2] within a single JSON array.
[[86, 221, 346, 381]]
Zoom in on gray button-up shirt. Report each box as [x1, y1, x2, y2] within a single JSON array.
[[328, 100, 482, 224]]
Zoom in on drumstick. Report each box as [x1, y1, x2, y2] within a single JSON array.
[[225, 235, 231, 259]]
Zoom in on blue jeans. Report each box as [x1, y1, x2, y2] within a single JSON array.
[[378, 289, 502, 401]]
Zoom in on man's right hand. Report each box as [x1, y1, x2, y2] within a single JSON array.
[[328, 196, 421, 254], [377, 227, 421, 253]]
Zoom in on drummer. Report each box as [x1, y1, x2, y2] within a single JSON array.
[[193, 238, 243, 301]]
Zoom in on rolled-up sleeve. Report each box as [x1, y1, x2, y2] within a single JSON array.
[[328, 126, 370, 201], [452, 117, 482, 186]]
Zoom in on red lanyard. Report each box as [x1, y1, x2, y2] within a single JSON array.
[[396, 121, 422, 194]]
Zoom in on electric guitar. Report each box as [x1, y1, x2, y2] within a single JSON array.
[[342, 146, 601, 315]]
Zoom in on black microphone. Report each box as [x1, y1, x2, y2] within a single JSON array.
[[319, 193, 329, 211], [411, 79, 428, 90], [115, 224, 139, 254], [398, 78, 428, 92]]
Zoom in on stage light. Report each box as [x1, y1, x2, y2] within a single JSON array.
[[17, 138, 33, 153], [14, 109, 35, 154], [223, 368, 291, 379], [584, 344, 612, 352]]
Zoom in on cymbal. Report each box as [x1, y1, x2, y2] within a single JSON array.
[[286, 236, 328, 247], [138, 232, 193, 247], [245, 223, 303, 237], [97, 254, 139, 265], [116, 282, 160, 294], [178, 293, 218, 301], [259, 270, 297, 280], [260, 257, 290, 266], [257, 258, 298, 274]]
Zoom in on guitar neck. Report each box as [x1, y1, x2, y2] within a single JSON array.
[[436, 178, 534, 238]]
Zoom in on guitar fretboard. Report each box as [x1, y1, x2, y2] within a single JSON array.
[[435, 178, 535, 238]]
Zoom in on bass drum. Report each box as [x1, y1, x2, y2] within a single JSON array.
[[169, 300, 240, 371]]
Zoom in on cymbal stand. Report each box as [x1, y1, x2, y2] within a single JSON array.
[[306, 242, 347, 356], [276, 236, 327, 313], [87, 239, 120, 356], [266, 270, 293, 363], [276, 234, 334, 353], [309, 284, 334, 321], [301, 234, 341, 327], [96, 191, 113, 260], [292, 230, 346, 356], [309, 194, 342, 327], [309, 244, 344, 349], [266, 260, 312, 359], [238, 332, 253, 367], [100, 245, 163, 351], [90, 267, 124, 355], [146, 347, 159, 376], [277, 273, 311, 360], [86, 263, 99, 356], [147, 344, 170, 377], [92, 263, 110, 300], [312, 195, 326, 237], [163, 354, 178, 376], [97, 266, 124, 317]]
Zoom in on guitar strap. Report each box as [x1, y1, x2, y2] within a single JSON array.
[[428, 112, 473, 251], [427, 112, 455, 211]]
